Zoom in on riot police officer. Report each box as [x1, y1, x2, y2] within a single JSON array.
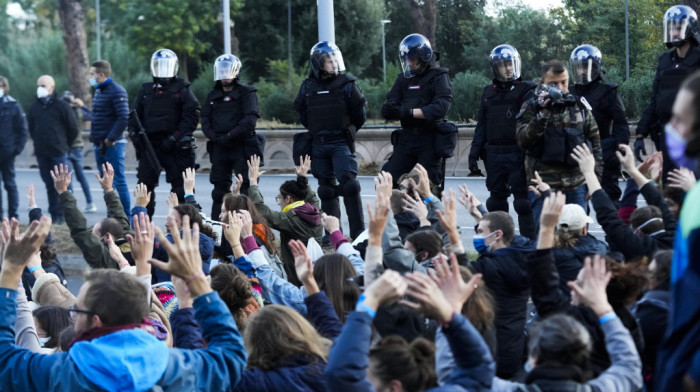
[[570, 44, 630, 205], [293, 41, 366, 239], [635, 5, 700, 179], [470, 45, 537, 239], [129, 49, 201, 217], [202, 54, 260, 219], [381, 34, 453, 189]]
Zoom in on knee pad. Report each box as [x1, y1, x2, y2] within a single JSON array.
[[486, 196, 509, 213], [211, 187, 229, 204], [513, 197, 532, 216], [317, 178, 338, 201], [339, 173, 361, 197]]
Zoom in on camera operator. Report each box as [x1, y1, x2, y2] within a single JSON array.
[[516, 60, 602, 227]]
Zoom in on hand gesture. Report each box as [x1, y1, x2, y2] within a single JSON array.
[[668, 167, 697, 192], [182, 167, 196, 195], [436, 189, 458, 234], [428, 253, 482, 315], [615, 144, 636, 173], [223, 211, 243, 246], [172, 276, 193, 308], [539, 191, 566, 231], [50, 164, 72, 194], [321, 213, 341, 234], [567, 254, 613, 317], [0, 217, 52, 272], [401, 271, 454, 323], [374, 171, 393, 199], [238, 209, 253, 239], [231, 173, 244, 195], [570, 144, 596, 175], [289, 239, 319, 293], [126, 212, 155, 276], [294, 154, 311, 177], [166, 192, 179, 211], [528, 171, 551, 197], [134, 183, 152, 208], [403, 190, 429, 223], [409, 164, 432, 199], [149, 215, 203, 280], [458, 184, 482, 219], [367, 193, 390, 246], [27, 185, 36, 207], [247, 155, 266, 186], [95, 163, 115, 192], [106, 233, 130, 270], [362, 269, 407, 310]]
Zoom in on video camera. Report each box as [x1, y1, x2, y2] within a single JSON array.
[[534, 84, 578, 110]]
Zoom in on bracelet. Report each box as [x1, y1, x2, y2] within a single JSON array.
[[598, 312, 618, 325], [184, 192, 195, 198], [355, 294, 377, 319], [186, 271, 205, 285], [423, 195, 435, 204], [28, 265, 43, 274]]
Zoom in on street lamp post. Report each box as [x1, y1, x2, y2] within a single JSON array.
[[95, 0, 101, 60], [223, 0, 231, 54], [381, 19, 391, 83]]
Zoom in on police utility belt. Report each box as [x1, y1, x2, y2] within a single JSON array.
[[312, 132, 347, 144]]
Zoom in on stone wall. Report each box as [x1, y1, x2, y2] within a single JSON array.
[[16, 124, 640, 176]]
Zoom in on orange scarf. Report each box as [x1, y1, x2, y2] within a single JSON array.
[[253, 224, 267, 244]]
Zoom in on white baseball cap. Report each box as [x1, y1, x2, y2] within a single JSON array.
[[557, 204, 594, 231]]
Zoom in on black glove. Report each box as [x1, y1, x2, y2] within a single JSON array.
[[159, 135, 177, 152], [634, 137, 647, 162], [381, 102, 400, 120], [468, 148, 481, 174], [216, 133, 234, 144], [399, 106, 414, 120]]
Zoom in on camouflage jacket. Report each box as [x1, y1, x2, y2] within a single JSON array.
[[516, 99, 603, 192]]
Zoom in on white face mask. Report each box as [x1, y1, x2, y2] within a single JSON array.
[[0, 88, 4, 98], [38, 336, 51, 347], [36, 86, 49, 99]]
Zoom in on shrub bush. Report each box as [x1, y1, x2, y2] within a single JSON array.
[[447, 70, 491, 123]]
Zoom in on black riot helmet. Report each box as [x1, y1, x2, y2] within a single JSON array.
[[399, 34, 433, 78], [489, 44, 521, 82], [569, 45, 602, 85], [310, 41, 346, 79], [663, 5, 700, 48]]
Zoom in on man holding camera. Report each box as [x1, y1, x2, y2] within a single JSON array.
[[516, 60, 602, 220]]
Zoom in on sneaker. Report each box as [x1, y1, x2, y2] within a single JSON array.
[[83, 203, 97, 213]]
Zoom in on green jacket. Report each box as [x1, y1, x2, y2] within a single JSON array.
[[248, 181, 323, 285], [59, 190, 134, 270], [516, 100, 603, 192]]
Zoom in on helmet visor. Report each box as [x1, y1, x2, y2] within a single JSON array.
[[318, 51, 345, 76], [151, 57, 178, 78], [400, 54, 422, 78], [570, 58, 599, 84], [214, 58, 241, 81], [492, 59, 520, 82], [664, 16, 691, 45]]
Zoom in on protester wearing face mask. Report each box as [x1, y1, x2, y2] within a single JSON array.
[[467, 211, 534, 380], [0, 76, 28, 220], [27, 74, 79, 224], [33, 306, 71, 353]]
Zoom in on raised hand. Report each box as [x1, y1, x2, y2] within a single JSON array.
[[668, 167, 697, 192], [172, 276, 193, 308], [95, 162, 115, 192], [436, 188, 458, 233], [615, 144, 636, 173], [27, 184, 36, 207], [238, 209, 253, 239], [409, 163, 433, 199], [247, 155, 266, 186], [106, 233, 130, 270], [539, 191, 566, 231], [166, 192, 179, 211], [401, 271, 455, 323], [570, 144, 596, 175], [182, 167, 196, 195], [362, 269, 407, 310], [289, 239, 319, 294], [528, 171, 551, 197], [50, 164, 72, 194], [321, 213, 341, 234], [223, 211, 243, 246], [367, 193, 390, 246], [567, 254, 613, 317], [126, 212, 155, 276], [134, 183, 152, 208], [231, 173, 244, 195], [403, 190, 429, 225], [458, 184, 483, 221], [374, 171, 393, 199], [0, 217, 52, 287], [427, 253, 482, 315]]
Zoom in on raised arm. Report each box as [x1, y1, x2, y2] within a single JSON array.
[[96, 163, 133, 235]]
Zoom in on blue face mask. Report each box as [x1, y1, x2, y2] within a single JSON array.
[[89, 77, 99, 88], [473, 231, 497, 253], [666, 123, 698, 169]]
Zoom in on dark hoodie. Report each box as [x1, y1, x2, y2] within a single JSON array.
[[248, 184, 323, 286], [552, 234, 609, 300], [468, 234, 534, 378]]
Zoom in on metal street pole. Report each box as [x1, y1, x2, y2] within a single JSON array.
[[625, 0, 629, 80], [95, 0, 101, 60], [381, 20, 391, 83], [317, 0, 335, 43], [288, 0, 292, 85], [223, 0, 231, 54]]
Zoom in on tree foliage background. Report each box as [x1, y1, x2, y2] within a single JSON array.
[[0, 0, 696, 122]]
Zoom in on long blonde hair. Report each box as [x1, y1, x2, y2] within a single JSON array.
[[244, 305, 332, 370]]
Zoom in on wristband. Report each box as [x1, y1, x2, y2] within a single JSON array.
[[184, 193, 195, 198], [355, 294, 377, 319], [423, 195, 435, 204], [598, 312, 618, 325], [28, 265, 43, 274], [186, 271, 205, 285]]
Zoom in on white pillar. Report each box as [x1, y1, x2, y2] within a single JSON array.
[[317, 0, 335, 43]]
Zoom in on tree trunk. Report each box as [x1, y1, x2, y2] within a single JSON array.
[[57, 0, 90, 106], [179, 52, 189, 82], [403, 0, 437, 51]]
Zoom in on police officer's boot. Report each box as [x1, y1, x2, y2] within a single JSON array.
[[340, 174, 364, 239]]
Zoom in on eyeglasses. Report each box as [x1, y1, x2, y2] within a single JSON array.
[[67, 305, 97, 320]]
